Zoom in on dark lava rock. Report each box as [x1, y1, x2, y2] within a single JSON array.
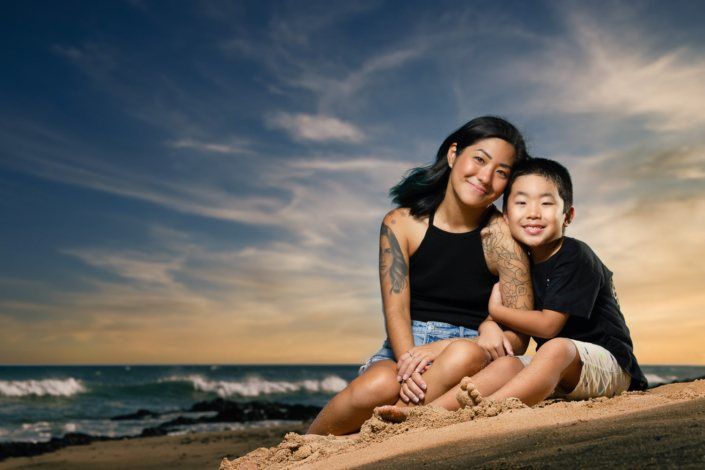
[[111, 409, 161, 420]]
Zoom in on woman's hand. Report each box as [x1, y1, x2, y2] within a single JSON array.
[[477, 317, 514, 361], [395, 340, 452, 403]]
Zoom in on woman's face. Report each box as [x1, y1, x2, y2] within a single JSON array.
[[447, 137, 516, 208]]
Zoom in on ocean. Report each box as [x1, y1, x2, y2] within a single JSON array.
[[1, 364, 703, 444]]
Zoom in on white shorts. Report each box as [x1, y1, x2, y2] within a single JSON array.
[[516, 339, 632, 400]]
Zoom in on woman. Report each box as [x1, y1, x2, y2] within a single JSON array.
[[308, 116, 534, 435]]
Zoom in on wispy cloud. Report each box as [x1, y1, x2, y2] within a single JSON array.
[[514, 8, 705, 132], [167, 139, 252, 155], [267, 113, 365, 143]]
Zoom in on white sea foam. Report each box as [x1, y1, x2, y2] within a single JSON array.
[[0, 378, 86, 397], [645, 373, 677, 385], [163, 375, 348, 398]]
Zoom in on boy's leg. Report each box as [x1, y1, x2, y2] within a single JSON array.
[[485, 338, 582, 406], [307, 360, 400, 435]]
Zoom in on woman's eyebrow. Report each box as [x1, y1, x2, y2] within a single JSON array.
[[478, 149, 493, 159]]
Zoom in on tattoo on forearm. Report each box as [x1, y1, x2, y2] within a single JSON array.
[[379, 223, 408, 294], [483, 218, 533, 310]]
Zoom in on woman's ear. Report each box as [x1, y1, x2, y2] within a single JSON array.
[[447, 143, 458, 169], [564, 206, 575, 226]]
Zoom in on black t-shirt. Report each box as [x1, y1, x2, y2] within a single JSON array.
[[532, 237, 648, 390]]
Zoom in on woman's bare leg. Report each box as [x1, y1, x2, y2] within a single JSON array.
[[432, 355, 526, 410], [394, 339, 490, 406], [375, 341, 506, 422], [307, 360, 400, 435]]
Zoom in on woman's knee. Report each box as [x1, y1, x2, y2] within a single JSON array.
[[436, 340, 488, 375], [348, 363, 399, 408]]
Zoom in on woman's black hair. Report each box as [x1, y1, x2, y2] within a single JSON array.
[[389, 116, 528, 217]]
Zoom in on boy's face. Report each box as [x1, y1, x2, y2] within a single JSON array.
[[504, 174, 573, 249]]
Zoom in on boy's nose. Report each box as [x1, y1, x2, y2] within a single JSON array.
[[527, 204, 541, 217]]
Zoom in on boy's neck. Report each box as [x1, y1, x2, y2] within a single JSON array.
[[530, 236, 565, 264]]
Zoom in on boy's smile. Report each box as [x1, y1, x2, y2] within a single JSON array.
[[505, 174, 574, 262]]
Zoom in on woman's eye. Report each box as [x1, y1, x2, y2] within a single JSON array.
[[473, 156, 485, 164], [496, 170, 508, 179]]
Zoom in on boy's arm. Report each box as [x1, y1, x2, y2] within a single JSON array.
[[488, 283, 569, 338], [482, 216, 533, 355]]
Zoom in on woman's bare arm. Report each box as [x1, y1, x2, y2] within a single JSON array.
[[379, 209, 414, 360]]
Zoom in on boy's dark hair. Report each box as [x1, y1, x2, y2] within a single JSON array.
[[503, 157, 573, 213], [390, 116, 528, 217]]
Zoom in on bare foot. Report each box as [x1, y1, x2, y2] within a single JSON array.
[[374, 405, 411, 423], [456, 377, 485, 408]]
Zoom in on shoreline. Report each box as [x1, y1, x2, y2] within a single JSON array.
[[0, 423, 309, 470]]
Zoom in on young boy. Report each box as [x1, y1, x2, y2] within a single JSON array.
[[376, 158, 647, 420]]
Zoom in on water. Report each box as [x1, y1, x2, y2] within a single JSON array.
[[0, 364, 703, 443], [0, 365, 357, 443]]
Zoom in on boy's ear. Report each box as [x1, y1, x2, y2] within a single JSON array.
[[564, 206, 575, 226], [503, 212, 509, 224], [447, 143, 458, 169]]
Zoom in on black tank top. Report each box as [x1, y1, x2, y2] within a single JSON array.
[[409, 208, 498, 329]]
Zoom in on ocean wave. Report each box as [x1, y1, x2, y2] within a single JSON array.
[[162, 375, 348, 398], [645, 373, 677, 385], [0, 378, 87, 397]]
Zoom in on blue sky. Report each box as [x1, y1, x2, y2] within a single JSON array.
[[2, 0, 705, 364]]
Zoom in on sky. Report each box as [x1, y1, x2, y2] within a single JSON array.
[[1, 0, 704, 365]]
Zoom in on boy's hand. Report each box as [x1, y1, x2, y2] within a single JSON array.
[[488, 282, 503, 315], [478, 320, 514, 360]]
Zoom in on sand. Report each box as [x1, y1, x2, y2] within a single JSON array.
[[222, 380, 705, 469], [0, 423, 308, 470]]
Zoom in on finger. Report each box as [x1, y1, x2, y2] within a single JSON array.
[[401, 356, 422, 381], [410, 372, 427, 395], [405, 379, 423, 403], [495, 344, 506, 358], [399, 384, 410, 403], [503, 337, 514, 357], [401, 383, 415, 403], [396, 357, 410, 381], [414, 357, 431, 378]]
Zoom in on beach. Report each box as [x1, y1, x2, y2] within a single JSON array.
[[0, 423, 308, 470], [1, 374, 704, 469], [224, 379, 705, 469]]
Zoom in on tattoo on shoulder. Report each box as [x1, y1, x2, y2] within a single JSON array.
[[482, 217, 533, 309], [379, 223, 408, 294]]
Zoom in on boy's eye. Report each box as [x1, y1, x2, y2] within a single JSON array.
[[541, 202, 554, 206], [514, 201, 526, 206]]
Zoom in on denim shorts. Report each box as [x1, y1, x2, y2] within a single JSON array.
[[358, 320, 479, 375]]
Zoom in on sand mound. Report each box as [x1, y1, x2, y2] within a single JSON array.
[[220, 398, 526, 469]]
